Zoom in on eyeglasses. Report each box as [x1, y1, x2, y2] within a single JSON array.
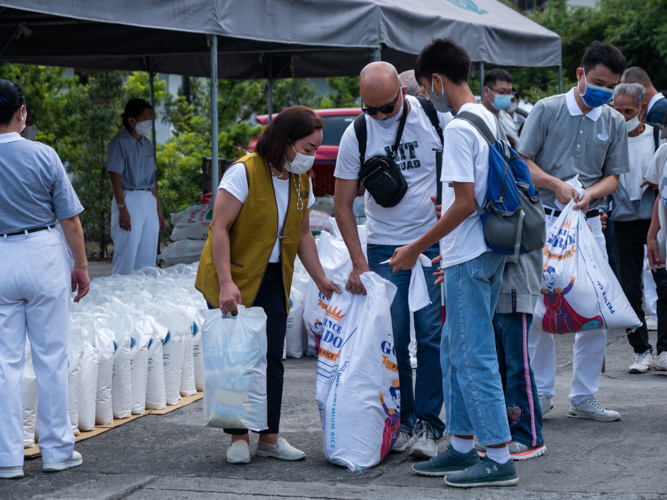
[[362, 89, 401, 116], [487, 86, 513, 96]]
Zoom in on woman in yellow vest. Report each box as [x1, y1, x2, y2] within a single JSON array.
[[196, 106, 340, 465]]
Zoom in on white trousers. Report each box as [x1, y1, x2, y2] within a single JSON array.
[[0, 229, 74, 466], [529, 211, 609, 406], [111, 190, 159, 275]]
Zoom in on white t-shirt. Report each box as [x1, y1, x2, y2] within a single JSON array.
[[334, 95, 452, 245], [219, 162, 315, 263], [440, 103, 498, 269], [644, 142, 667, 207], [624, 125, 656, 201]]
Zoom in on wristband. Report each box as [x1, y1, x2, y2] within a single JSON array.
[[117, 203, 126, 209]]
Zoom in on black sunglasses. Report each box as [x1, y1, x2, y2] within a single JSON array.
[[362, 89, 401, 116]]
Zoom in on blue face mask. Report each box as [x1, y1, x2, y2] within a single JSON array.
[[375, 99, 404, 129], [491, 93, 512, 111], [579, 70, 614, 108]]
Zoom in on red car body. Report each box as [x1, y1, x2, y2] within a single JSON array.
[[252, 107, 362, 197]]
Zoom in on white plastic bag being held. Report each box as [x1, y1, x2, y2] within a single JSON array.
[[202, 306, 268, 431], [22, 341, 38, 448], [68, 326, 85, 435], [316, 271, 398, 471], [534, 200, 641, 334], [78, 339, 99, 432]]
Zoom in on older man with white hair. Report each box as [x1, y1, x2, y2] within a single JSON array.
[[610, 82, 667, 374], [334, 61, 450, 458]]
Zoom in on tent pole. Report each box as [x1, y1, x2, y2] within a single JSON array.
[[479, 62, 484, 92], [268, 57, 273, 124], [211, 35, 219, 204], [558, 65, 563, 94], [372, 47, 381, 62], [149, 71, 156, 158]]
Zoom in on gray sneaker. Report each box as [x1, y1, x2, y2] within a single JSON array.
[[391, 431, 412, 453], [409, 421, 438, 459], [538, 395, 554, 416], [568, 397, 620, 422], [444, 456, 519, 488], [412, 444, 480, 477]]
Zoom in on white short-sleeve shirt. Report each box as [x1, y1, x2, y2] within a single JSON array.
[[219, 162, 315, 263]]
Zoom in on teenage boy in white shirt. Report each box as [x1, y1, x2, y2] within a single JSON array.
[[517, 41, 629, 421], [389, 38, 518, 488], [335, 62, 448, 459]]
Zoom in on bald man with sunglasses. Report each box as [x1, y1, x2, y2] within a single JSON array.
[[334, 62, 451, 459]]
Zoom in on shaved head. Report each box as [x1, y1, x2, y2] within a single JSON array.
[[622, 67, 652, 87], [359, 62, 402, 109]]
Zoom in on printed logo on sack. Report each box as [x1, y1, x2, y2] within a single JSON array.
[[318, 305, 346, 362], [162, 331, 171, 346], [147, 338, 153, 350], [544, 219, 577, 261], [191, 322, 199, 337], [130, 337, 136, 350], [316, 292, 329, 311], [112, 340, 118, 353], [381, 341, 399, 373]]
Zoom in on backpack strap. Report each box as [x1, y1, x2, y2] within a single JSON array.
[[654, 124, 661, 152], [417, 96, 444, 203], [353, 113, 367, 165]]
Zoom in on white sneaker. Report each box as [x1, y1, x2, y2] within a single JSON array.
[[653, 351, 667, 371], [390, 431, 412, 453], [42, 451, 83, 473], [629, 350, 653, 374], [538, 395, 554, 416], [0, 466, 24, 479], [256, 437, 306, 461], [409, 422, 438, 459], [568, 397, 621, 421], [226, 440, 250, 464]]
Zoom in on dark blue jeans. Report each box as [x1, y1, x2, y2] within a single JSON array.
[[493, 312, 544, 447], [367, 243, 445, 439]]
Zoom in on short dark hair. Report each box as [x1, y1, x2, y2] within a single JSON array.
[[0, 79, 26, 126], [622, 66, 652, 87], [255, 106, 324, 172], [121, 98, 152, 129], [414, 38, 470, 86], [484, 69, 512, 88], [580, 41, 626, 76]]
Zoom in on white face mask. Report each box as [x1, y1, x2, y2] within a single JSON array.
[[133, 119, 153, 137], [21, 124, 38, 140], [625, 113, 641, 133], [284, 143, 315, 174], [505, 102, 518, 114], [430, 75, 453, 113]]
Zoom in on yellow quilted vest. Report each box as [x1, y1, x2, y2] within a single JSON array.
[[195, 152, 309, 314]]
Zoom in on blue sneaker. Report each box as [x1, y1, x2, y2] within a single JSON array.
[[412, 444, 480, 477], [444, 456, 519, 488]]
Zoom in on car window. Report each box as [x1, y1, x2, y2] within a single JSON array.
[[322, 116, 357, 146]]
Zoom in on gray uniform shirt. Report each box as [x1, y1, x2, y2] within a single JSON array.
[[517, 89, 630, 209], [0, 133, 83, 234], [107, 129, 156, 190]]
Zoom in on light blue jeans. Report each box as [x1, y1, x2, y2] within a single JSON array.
[[442, 251, 511, 447]]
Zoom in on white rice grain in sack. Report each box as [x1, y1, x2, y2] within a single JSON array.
[[192, 313, 205, 391], [129, 314, 155, 415], [202, 306, 268, 431], [91, 322, 117, 425], [22, 341, 38, 448], [111, 322, 133, 419], [316, 271, 398, 471], [180, 324, 197, 397], [535, 201, 641, 334], [78, 339, 99, 432], [145, 317, 168, 410], [146, 307, 187, 405], [67, 326, 85, 435], [170, 203, 212, 241]]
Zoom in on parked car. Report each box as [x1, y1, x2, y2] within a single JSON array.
[[253, 108, 362, 196]]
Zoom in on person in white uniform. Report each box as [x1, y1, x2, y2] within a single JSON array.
[[0, 79, 90, 479], [107, 98, 166, 275]]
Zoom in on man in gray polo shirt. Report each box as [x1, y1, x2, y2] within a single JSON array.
[[517, 41, 629, 422]]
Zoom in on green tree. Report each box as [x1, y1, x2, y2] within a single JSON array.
[[322, 77, 360, 108]]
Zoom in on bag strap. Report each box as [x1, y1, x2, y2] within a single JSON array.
[[654, 124, 661, 152], [417, 96, 444, 203], [353, 113, 367, 165], [392, 99, 409, 157], [455, 111, 498, 145]]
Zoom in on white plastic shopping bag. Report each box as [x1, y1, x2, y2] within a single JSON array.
[[201, 306, 268, 432], [315, 271, 398, 471], [535, 200, 641, 333]]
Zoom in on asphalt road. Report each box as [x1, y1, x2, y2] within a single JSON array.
[[4, 323, 667, 499]]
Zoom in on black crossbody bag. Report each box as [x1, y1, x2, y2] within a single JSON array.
[[354, 102, 409, 208]]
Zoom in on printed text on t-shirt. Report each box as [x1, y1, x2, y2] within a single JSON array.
[[384, 141, 420, 171]]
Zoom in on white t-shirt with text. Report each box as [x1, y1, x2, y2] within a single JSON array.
[[439, 103, 498, 269], [334, 95, 452, 245], [219, 162, 314, 263]]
